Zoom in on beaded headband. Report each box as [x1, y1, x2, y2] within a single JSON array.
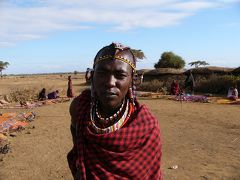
[[94, 55, 136, 71], [93, 42, 136, 72]]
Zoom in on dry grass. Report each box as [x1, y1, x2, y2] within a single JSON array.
[[0, 73, 87, 102]]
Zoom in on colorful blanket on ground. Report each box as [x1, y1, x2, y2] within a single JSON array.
[[0, 112, 35, 134], [216, 98, 240, 105], [0, 112, 36, 154], [0, 97, 70, 109], [174, 94, 209, 103]]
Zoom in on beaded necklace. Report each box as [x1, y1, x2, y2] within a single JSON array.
[[90, 99, 133, 134], [95, 99, 125, 125]]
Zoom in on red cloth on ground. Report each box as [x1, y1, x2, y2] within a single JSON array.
[[67, 90, 162, 179]]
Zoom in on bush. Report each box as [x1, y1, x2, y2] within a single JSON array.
[[195, 75, 240, 94], [9, 88, 38, 102], [137, 80, 168, 94], [137, 74, 240, 95], [8, 85, 63, 103]]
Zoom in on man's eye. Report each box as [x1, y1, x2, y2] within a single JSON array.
[[116, 74, 127, 79]]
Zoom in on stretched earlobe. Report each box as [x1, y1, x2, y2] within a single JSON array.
[[128, 87, 134, 102]]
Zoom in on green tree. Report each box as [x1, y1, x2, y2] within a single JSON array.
[[154, 51, 185, 69], [188, 61, 209, 68], [0, 61, 9, 77], [131, 49, 146, 60], [74, 70, 78, 75]]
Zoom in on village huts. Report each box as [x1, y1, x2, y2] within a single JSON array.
[[231, 67, 240, 76], [184, 66, 234, 80], [142, 68, 185, 82]]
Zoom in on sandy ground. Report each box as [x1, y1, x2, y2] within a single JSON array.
[[0, 75, 240, 180]]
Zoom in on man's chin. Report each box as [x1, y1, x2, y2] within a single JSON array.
[[99, 101, 120, 111]]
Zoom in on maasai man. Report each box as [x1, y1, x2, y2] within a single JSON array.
[[67, 75, 75, 98], [67, 42, 162, 179]]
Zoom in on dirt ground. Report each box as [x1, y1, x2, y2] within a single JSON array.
[[0, 75, 240, 180]]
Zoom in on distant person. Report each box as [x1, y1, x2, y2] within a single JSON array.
[[227, 86, 238, 100], [38, 88, 47, 101], [47, 90, 59, 99], [67, 76, 74, 98], [85, 68, 92, 83], [170, 80, 180, 95], [185, 70, 196, 94]]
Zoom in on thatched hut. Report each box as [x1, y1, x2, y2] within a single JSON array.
[[231, 67, 240, 76], [143, 68, 184, 82], [137, 68, 185, 93], [184, 66, 233, 76], [136, 69, 151, 75]]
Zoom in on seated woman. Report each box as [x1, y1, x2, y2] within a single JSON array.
[[47, 90, 59, 99], [38, 88, 47, 101], [227, 86, 238, 100]]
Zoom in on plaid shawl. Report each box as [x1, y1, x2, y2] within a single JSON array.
[[67, 90, 162, 179]]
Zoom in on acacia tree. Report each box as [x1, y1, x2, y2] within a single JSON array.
[[154, 51, 185, 69], [188, 61, 209, 68], [0, 61, 9, 77], [131, 49, 146, 60]]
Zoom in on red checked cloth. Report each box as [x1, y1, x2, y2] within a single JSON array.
[[67, 90, 162, 179]]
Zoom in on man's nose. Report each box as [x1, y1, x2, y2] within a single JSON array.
[[106, 75, 116, 87]]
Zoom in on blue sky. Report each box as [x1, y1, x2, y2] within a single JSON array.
[[0, 0, 239, 74]]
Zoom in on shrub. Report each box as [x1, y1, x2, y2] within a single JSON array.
[[138, 80, 168, 94], [9, 88, 38, 102], [195, 74, 240, 94], [8, 85, 63, 103]]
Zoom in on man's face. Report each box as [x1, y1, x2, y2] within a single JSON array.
[[93, 59, 132, 111]]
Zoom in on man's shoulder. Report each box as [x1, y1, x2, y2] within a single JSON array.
[[70, 89, 91, 115], [74, 89, 91, 101]]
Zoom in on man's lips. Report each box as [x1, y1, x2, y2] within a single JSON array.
[[103, 90, 118, 97]]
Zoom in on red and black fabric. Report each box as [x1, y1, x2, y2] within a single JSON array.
[[67, 89, 162, 179]]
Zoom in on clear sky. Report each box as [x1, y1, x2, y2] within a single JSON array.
[[0, 0, 239, 74]]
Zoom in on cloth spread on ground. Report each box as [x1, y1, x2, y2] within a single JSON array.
[[216, 98, 240, 104], [0, 112, 35, 134], [67, 90, 162, 179], [173, 94, 209, 103], [0, 112, 36, 154], [0, 97, 70, 109]]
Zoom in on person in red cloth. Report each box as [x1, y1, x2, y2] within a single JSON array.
[[170, 80, 180, 95], [67, 75, 74, 98], [67, 42, 162, 179]]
